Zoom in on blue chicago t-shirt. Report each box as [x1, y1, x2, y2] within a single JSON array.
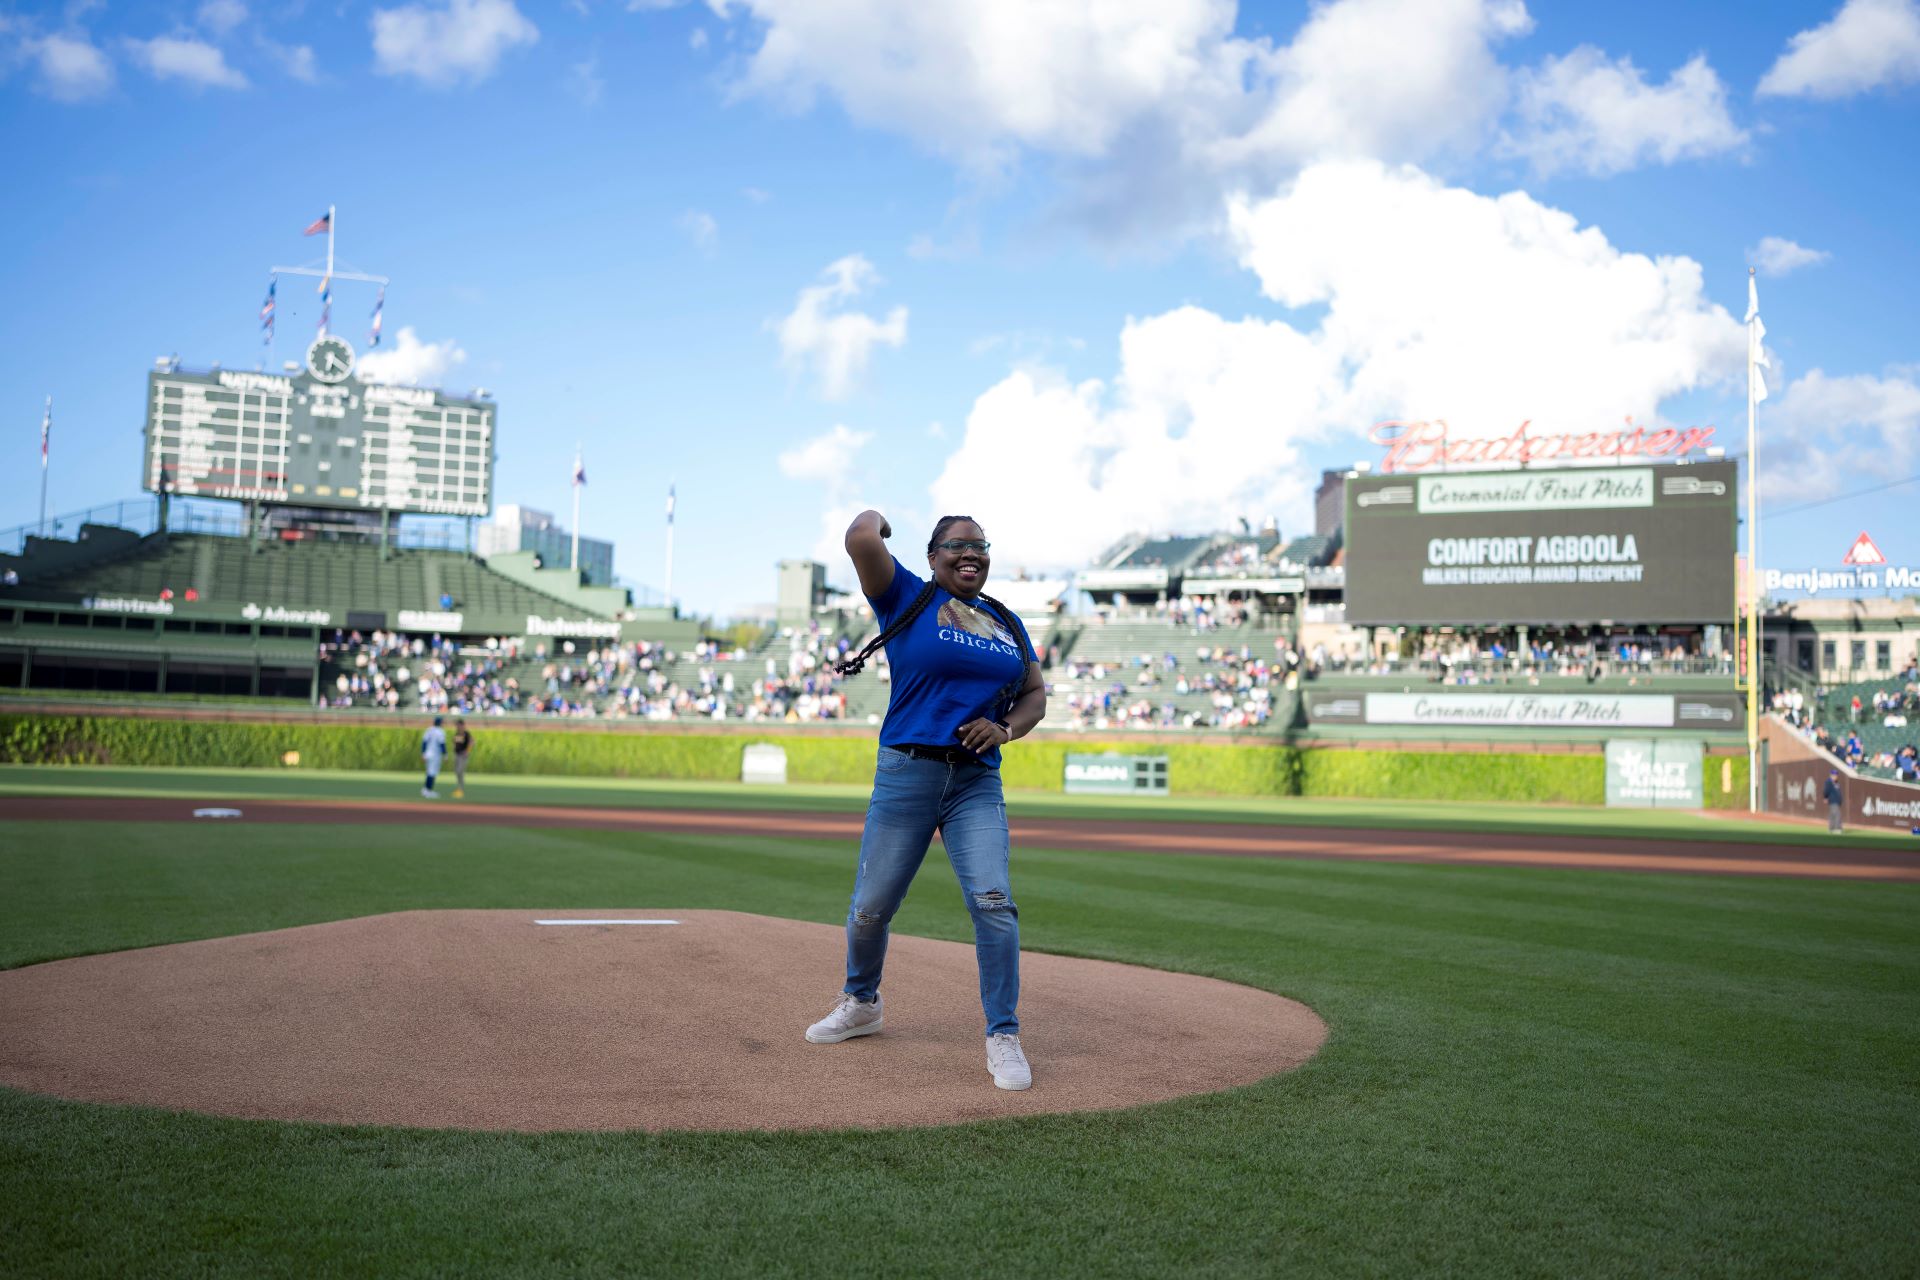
[[868, 556, 1033, 768]]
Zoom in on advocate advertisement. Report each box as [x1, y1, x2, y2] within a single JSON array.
[[1344, 461, 1736, 624]]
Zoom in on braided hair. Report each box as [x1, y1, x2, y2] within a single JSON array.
[[836, 515, 1034, 721]]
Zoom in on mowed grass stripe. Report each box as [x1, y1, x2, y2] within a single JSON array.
[[0, 818, 1915, 1277], [2, 762, 1903, 851]]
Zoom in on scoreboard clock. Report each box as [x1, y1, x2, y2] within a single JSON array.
[[306, 334, 355, 384], [142, 359, 496, 518]]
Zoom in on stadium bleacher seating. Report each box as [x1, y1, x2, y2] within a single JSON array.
[[11, 533, 602, 624]]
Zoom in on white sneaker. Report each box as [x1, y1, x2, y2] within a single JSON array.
[[422, 788, 438, 798], [986, 1033, 1031, 1090], [805, 993, 883, 1043]]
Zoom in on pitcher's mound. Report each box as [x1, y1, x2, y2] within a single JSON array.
[[0, 910, 1325, 1132]]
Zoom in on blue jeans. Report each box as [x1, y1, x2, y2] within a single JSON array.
[[844, 746, 1020, 1036]]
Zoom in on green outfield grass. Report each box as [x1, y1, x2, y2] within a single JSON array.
[[2, 773, 1917, 1277], [0, 762, 1902, 850]]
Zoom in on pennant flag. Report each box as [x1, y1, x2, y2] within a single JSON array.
[[665, 484, 675, 524], [368, 286, 384, 347], [304, 211, 331, 236], [260, 277, 276, 343], [317, 274, 332, 335], [1746, 273, 1770, 405], [40, 397, 51, 469], [573, 452, 587, 487]]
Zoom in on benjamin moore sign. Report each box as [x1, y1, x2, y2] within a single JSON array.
[[1305, 690, 1742, 730], [1344, 461, 1736, 625]]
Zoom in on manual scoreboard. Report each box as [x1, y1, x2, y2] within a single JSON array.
[[143, 334, 495, 517]]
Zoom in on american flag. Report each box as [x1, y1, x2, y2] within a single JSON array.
[[260, 277, 276, 343], [303, 211, 331, 236], [368, 286, 384, 347], [573, 453, 587, 487], [40, 397, 50, 468]]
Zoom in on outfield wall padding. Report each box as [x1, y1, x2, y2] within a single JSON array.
[[0, 713, 1748, 807]]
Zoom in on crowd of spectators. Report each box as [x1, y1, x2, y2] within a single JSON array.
[[1051, 640, 1296, 731], [1307, 632, 1731, 684], [315, 620, 868, 722], [1773, 667, 1920, 780]]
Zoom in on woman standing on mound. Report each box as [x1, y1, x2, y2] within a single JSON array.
[[804, 511, 1047, 1091]]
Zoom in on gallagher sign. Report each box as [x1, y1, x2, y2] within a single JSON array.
[[1764, 532, 1920, 597], [1344, 460, 1736, 625]]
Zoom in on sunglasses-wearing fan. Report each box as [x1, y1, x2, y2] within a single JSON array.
[[936, 539, 991, 554]]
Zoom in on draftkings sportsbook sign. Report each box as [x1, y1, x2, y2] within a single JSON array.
[[1343, 461, 1737, 625]]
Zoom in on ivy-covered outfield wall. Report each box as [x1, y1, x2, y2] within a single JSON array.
[[0, 714, 1748, 809]]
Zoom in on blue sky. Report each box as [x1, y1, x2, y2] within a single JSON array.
[[3, 0, 1917, 618]]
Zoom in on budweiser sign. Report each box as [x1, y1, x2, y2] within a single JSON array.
[[1370, 419, 1715, 474]]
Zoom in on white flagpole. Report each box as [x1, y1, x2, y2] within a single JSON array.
[[39, 395, 51, 536], [665, 484, 676, 608], [1746, 268, 1764, 813], [571, 445, 582, 573]]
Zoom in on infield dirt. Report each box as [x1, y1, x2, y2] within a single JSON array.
[[0, 909, 1325, 1132]]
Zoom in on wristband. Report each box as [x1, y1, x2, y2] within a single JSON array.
[[995, 719, 1013, 742]]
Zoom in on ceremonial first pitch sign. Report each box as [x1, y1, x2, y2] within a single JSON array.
[[1344, 461, 1736, 625]]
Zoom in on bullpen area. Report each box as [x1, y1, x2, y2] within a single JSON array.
[[2, 764, 1916, 1276]]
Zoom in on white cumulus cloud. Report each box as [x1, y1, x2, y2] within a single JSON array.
[[24, 32, 115, 101], [371, 0, 537, 88], [1759, 369, 1920, 503], [778, 424, 873, 483], [197, 0, 248, 36], [269, 42, 319, 83], [678, 209, 718, 250], [125, 35, 248, 89], [1504, 48, 1746, 176], [355, 327, 468, 387], [778, 425, 876, 567], [931, 161, 1748, 568], [775, 255, 908, 400], [716, 0, 1742, 236], [1758, 0, 1920, 99], [1213, 0, 1533, 171], [1749, 236, 1830, 276]]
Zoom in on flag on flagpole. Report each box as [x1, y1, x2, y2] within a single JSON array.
[[317, 273, 332, 335], [260, 277, 276, 344], [573, 452, 586, 486], [1746, 273, 1770, 405], [40, 397, 51, 469], [368, 286, 384, 347], [665, 484, 675, 524], [303, 211, 332, 236]]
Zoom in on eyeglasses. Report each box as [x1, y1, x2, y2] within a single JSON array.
[[936, 539, 990, 554]]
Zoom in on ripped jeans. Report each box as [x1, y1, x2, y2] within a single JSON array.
[[843, 746, 1020, 1036]]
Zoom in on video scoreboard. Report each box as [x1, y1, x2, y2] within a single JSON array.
[[143, 335, 495, 517], [1343, 461, 1737, 625]]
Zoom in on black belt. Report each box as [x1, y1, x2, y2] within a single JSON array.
[[896, 743, 983, 764]]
